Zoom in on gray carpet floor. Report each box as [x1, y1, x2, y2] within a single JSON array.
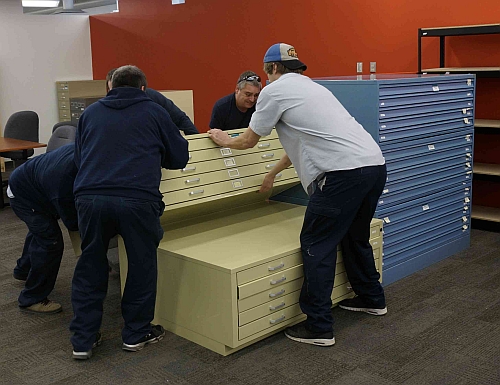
[[1, 202, 500, 384]]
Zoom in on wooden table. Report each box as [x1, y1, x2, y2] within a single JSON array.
[[0, 137, 47, 208]]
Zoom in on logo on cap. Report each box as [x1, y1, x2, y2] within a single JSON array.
[[287, 48, 298, 59]]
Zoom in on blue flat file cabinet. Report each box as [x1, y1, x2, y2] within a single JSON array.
[[272, 74, 475, 285]]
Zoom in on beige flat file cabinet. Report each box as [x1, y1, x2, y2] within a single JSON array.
[[114, 130, 384, 355], [159, 90, 194, 124], [56, 80, 106, 123]]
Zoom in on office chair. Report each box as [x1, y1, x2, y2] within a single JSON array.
[[0, 111, 39, 168], [52, 120, 77, 133], [46, 124, 76, 152]]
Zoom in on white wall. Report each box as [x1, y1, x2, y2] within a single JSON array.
[[0, 0, 93, 154]]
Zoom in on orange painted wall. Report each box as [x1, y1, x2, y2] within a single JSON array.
[[89, 0, 500, 131]]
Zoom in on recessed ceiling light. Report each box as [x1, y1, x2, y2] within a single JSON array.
[[22, 0, 60, 7]]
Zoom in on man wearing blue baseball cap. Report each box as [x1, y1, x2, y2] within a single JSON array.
[[208, 43, 387, 347]]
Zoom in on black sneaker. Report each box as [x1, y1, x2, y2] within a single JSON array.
[[284, 323, 335, 346], [122, 324, 166, 352], [72, 332, 102, 360], [338, 296, 387, 316]]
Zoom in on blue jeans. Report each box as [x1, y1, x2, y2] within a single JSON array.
[[70, 195, 164, 351], [9, 198, 64, 307], [299, 165, 387, 332]]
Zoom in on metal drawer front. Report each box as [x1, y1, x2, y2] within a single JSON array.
[[238, 278, 303, 313], [383, 134, 472, 163], [162, 149, 287, 180], [239, 303, 303, 340], [380, 111, 473, 129], [239, 290, 301, 326], [377, 176, 470, 209], [385, 156, 469, 184], [162, 167, 298, 205], [383, 211, 467, 249], [380, 190, 470, 233], [376, 183, 470, 217], [384, 230, 469, 269], [379, 89, 474, 109], [379, 100, 473, 120], [384, 218, 467, 258], [380, 129, 472, 153], [386, 147, 471, 172], [237, 252, 302, 286], [161, 164, 295, 193], [378, 78, 474, 96], [189, 139, 283, 163], [379, 120, 473, 144], [383, 202, 469, 239], [238, 265, 304, 299], [186, 130, 279, 151], [370, 221, 383, 239]]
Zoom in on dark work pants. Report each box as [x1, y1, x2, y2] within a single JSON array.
[[70, 195, 164, 352], [13, 231, 33, 278], [299, 164, 387, 333], [10, 198, 64, 307]]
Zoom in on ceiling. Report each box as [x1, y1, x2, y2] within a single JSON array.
[[22, 0, 118, 15]]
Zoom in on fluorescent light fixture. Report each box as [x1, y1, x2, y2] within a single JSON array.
[[172, 0, 185, 4], [22, 0, 60, 7]]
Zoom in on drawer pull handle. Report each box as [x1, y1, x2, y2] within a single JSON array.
[[265, 163, 276, 169], [269, 302, 286, 311], [261, 153, 274, 159], [182, 166, 196, 172], [258, 143, 271, 148], [269, 289, 285, 298], [189, 189, 204, 196], [268, 262, 284, 271], [270, 276, 286, 285], [269, 315, 286, 325], [185, 178, 200, 184]]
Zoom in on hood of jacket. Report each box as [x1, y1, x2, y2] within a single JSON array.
[[99, 87, 152, 110]]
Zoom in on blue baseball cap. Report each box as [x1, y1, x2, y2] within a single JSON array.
[[263, 43, 307, 71]]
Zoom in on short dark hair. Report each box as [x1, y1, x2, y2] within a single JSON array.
[[111, 65, 148, 90], [105, 68, 117, 92], [263, 62, 304, 76]]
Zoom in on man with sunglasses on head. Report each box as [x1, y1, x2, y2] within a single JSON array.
[[209, 71, 262, 131]]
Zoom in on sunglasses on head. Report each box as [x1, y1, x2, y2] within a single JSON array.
[[239, 75, 261, 83]]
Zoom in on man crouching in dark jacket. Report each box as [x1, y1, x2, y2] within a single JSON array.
[[8, 143, 78, 314]]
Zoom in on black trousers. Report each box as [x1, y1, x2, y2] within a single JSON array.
[[70, 195, 164, 351], [10, 197, 64, 307], [299, 164, 387, 332]]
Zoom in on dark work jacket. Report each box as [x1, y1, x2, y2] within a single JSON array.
[[209, 93, 255, 131], [8, 144, 78, 231], [74, 87, 189, 202], [145, 88, 199, 135]]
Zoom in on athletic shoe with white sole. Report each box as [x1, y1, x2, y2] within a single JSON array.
[[284, 323, 335, 347], [72, 331, 102, 360], [122, 324, 166, 352], [338, 296, 387, 316]]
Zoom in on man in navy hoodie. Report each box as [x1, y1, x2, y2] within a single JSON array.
[[71, 65, 189, 360], [106, 68, 199, 135], [8, 143, 78, 314]]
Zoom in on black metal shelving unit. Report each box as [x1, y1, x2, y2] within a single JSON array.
[[418, 23, 500, 225]]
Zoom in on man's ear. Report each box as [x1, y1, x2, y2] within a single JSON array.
[[235, 86, 239, 94], [141, 86, 146, 91]]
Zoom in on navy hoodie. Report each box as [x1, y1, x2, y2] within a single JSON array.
[[8, 143, 78, 231], [74, 87, 189, 201]]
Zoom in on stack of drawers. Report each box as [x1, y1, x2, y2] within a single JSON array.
[[316, 74, 474, 284], [160, 129, 298, 212], [55, 80, 106, 123], [115, 131, 384, 355]]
